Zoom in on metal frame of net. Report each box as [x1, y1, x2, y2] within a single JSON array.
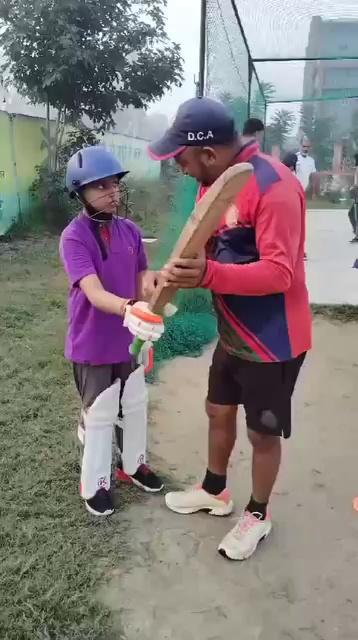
[[203, 0, 358, 167]]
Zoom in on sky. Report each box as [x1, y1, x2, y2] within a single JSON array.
[[149, 0, 201, 119], [149, 0, 299, 129]]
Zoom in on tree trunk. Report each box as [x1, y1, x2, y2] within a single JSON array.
[[54, 108, 62, 172], [56, 108, 66, 170], [46, 98, 51, 172]]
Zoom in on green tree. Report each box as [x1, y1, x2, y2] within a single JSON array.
[[0, 0, 183, 170], [266, 109, 296, 151], [250, 81, 275, 121], [219, 92, 248, 129]]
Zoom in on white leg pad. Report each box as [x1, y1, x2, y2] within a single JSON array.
[[121, 366, 148, 476], [80, 379, 121, 500]]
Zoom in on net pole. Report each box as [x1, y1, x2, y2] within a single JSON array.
[[263, 100, 268, 152], [229, 0, 265, 115], [247, 58, 253, 118], [198, 0, 207, 97]]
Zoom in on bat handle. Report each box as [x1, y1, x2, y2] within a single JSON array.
[[130, 336, 145, 359]]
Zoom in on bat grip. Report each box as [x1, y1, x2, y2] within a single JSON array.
[[131, 336, 146, 359]]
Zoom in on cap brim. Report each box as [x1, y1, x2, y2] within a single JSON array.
[[148, 132, 185, 161]]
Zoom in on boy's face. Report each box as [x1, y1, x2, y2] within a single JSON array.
[[82, 176, 121, 214]]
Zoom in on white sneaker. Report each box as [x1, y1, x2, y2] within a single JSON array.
[[218, 510, 272, 560], [165, 486, 233, 516]]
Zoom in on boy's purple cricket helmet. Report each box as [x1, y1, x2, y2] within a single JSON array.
[[66, 145, 129, 197]]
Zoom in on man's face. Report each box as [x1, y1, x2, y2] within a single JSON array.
[[82, 176, 122, 214], [175, 146, 229, 186], [301, 142, 311, 157]]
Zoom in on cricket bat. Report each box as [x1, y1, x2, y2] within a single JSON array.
[[131, 162, 253, 357]]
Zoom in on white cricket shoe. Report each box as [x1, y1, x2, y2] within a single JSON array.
[[218, 510, 272, 560], [165, 486, 233, 516]]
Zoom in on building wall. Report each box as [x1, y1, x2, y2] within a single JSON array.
[[0, 112, 46, 235], [303, 18, 358, 139], [0, 111, 160, 235], [102, 131, 160, 180]]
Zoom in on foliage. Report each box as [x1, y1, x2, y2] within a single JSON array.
[[0, 0, 183, 126], [250, 81, 275, 121], [0, 0, 183, 170], [220, 82, 276, 129], [125, 177, 176, 237], [266, 109, 296, 151], [219, 92, 248, 130], [30, 125, 100, 230]]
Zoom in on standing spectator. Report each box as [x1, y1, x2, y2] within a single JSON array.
[[243, 118, 265, 147], [296, 136, 316, 193], [282, 152, 298, 174]]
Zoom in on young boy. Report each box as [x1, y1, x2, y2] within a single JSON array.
[[60, 145, 165, 517]]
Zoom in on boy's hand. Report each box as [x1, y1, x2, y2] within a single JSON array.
[[124, 301, 164, 342], [161, 252, 207, 289], [138, 270, 158, 301]]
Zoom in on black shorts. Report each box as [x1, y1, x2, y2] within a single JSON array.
[[207, 343, 306, 439]]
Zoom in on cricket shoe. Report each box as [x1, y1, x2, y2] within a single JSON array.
[[115, 463, 164, 493], [165, 486, 233, 516], [218, 510, 272, 561], [85, 488, 115, 517]]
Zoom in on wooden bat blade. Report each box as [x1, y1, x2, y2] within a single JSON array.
[[149, 162, 253, 313]]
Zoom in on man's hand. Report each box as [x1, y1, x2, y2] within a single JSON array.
[[161, 253, 207, 289]]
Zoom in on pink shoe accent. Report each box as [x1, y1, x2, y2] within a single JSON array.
[[218, 488, 232, 505], [240, 510, 271, 532], [198, 486, 232, 505]]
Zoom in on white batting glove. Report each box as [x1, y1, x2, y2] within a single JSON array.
[[123, 301, 165, 342]]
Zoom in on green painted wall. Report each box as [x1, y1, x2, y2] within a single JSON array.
[[0, 112, 46, 235], [0, 112, 161, 235]]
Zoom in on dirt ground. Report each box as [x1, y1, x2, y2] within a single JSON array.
[[100, 317, 358, 640]]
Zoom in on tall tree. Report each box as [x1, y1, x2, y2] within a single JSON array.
[[219, 92, 249, 130], [266, 109, 296, 151], [0, 0, 183, 169], [250, 81, 275, 121]]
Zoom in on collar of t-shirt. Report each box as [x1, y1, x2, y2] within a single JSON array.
[[198, 140, 259, 201], [99, 223, 111, 245]]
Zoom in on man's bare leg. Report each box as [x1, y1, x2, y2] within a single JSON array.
[[206, 402, 238, 475], [247, 429, 282, 511], [199, 401, 238, 496]]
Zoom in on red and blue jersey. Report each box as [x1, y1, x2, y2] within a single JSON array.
[[200, 141, 312, 362]]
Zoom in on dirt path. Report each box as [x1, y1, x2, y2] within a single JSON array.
[[100, 318, 358, 640]]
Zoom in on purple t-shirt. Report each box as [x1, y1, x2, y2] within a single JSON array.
[[59, 214, 147, 365]]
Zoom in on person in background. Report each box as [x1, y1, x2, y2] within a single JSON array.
[[282, 152, 298, 174], [243, 118, 265, 147], [296, 136, 316, 193]]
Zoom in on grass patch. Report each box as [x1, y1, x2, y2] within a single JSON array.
[[306, 198, 348, 210], [311, 304, 358, 322], [0, 237, 144, 640]]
